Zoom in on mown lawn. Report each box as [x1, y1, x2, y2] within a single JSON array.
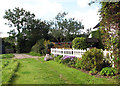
[[10, 57, 117, 84]]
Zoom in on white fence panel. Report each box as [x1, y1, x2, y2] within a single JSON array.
[[51, 48, 114, 67], [51, 48, 87, 58]]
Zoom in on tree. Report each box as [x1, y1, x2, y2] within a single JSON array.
[[4, 7, 50, 53], [4, 7, 35, 53], [49, 12, 84, 42]]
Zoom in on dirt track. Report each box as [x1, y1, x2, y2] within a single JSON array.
[[14, 54, 39, 59]]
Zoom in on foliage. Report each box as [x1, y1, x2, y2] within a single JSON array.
[[4, 7, 50, 53], [44, 40, 54, 54], [89, 1, 120, 72], [100, 67, 118, 76], [89, 68, 98, 75], [78, 48, 104, 71], [98, 2, 120, 72], [61, 56, 77, 67], [2, 37, 16, 53], [1, 54, 14, 59], [49, 12, 84, 42], [31, 39, 45, 55], [28, 52, 42, 56], [72, 37, 87, 49], [54, 55, 63, 63], [75, 58, 82, 68], [91, 30, 104, 49]]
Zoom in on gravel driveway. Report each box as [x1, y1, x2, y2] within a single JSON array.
[[14, 54, 39, 59]]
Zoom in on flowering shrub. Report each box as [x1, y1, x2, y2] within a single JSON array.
[[61, 56, 77, 66]]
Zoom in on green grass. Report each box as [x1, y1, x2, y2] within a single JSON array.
[[1, 54, 14, 59], [2, 59, 19, 84], [11, 57, 117, 84], [27, 52, 42, 56]]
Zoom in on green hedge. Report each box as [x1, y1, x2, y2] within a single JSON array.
[[72, 37, 87, 49]]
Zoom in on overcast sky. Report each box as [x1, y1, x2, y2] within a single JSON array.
[[0, 0, 101, 37]]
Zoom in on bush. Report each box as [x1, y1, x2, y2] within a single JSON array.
[[77, 48, 104, 71], [75, 58, 82, 68], [100, 67, 117, 76], [1, 54, 14, 59], [61, 56, 77, 67], [72, 37, 87, 49], [28, 52, 42, 56], [54, 55, 63, 63], [31, 39, 45, 54]]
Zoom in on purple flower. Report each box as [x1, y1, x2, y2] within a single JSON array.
[[61, 56, 76, 60]]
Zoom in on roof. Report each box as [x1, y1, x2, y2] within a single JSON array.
[[93, 23, 100, 29]]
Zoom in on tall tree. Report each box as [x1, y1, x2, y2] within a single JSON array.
[[49, 12, 84, 42], [4, 7, 35, 53], [4, 7, 50, 53]]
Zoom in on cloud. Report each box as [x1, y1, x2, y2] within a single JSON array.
[[66, 7, 100, 31], [77, 0, 90, 8], [0, 0, 63, 37]]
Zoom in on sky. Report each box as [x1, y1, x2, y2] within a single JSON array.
[[0, 0, 101, 37]]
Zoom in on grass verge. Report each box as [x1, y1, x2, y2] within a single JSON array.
[[2, 59, 19, 84], [11, 57, 117, 84], [1, 54, 14, 59]]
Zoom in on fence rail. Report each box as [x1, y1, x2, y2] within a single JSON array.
[[51, 48, 88, 58]]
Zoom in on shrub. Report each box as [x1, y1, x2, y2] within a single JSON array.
[[78, 48, 104, 71], [75, 58, 82, 68], [72, 37, 87, 49], [2, 54, 14, 59], [44, 40, 54, 54], [31, 39, 45, 54], [54, 55, 63, 63], [61, 56, 77, 67], [100, 67, 117, 76]]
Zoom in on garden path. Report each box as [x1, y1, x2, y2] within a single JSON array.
[[14, 54, 39, 59]]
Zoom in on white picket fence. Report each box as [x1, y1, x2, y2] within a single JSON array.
[[51, 48, 88, 58], [51, 48, 113, 58], [51, 48, 114, 67]]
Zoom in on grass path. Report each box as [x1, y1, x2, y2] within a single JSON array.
[[11, 57, 117, 84]]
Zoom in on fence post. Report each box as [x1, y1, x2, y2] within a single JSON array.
[[63, 48, 64, 57], [73, 48, 74, 56], [51, 48, 52, 54]]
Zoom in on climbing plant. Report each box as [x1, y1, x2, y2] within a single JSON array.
[[98, 2, 120, 72]]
